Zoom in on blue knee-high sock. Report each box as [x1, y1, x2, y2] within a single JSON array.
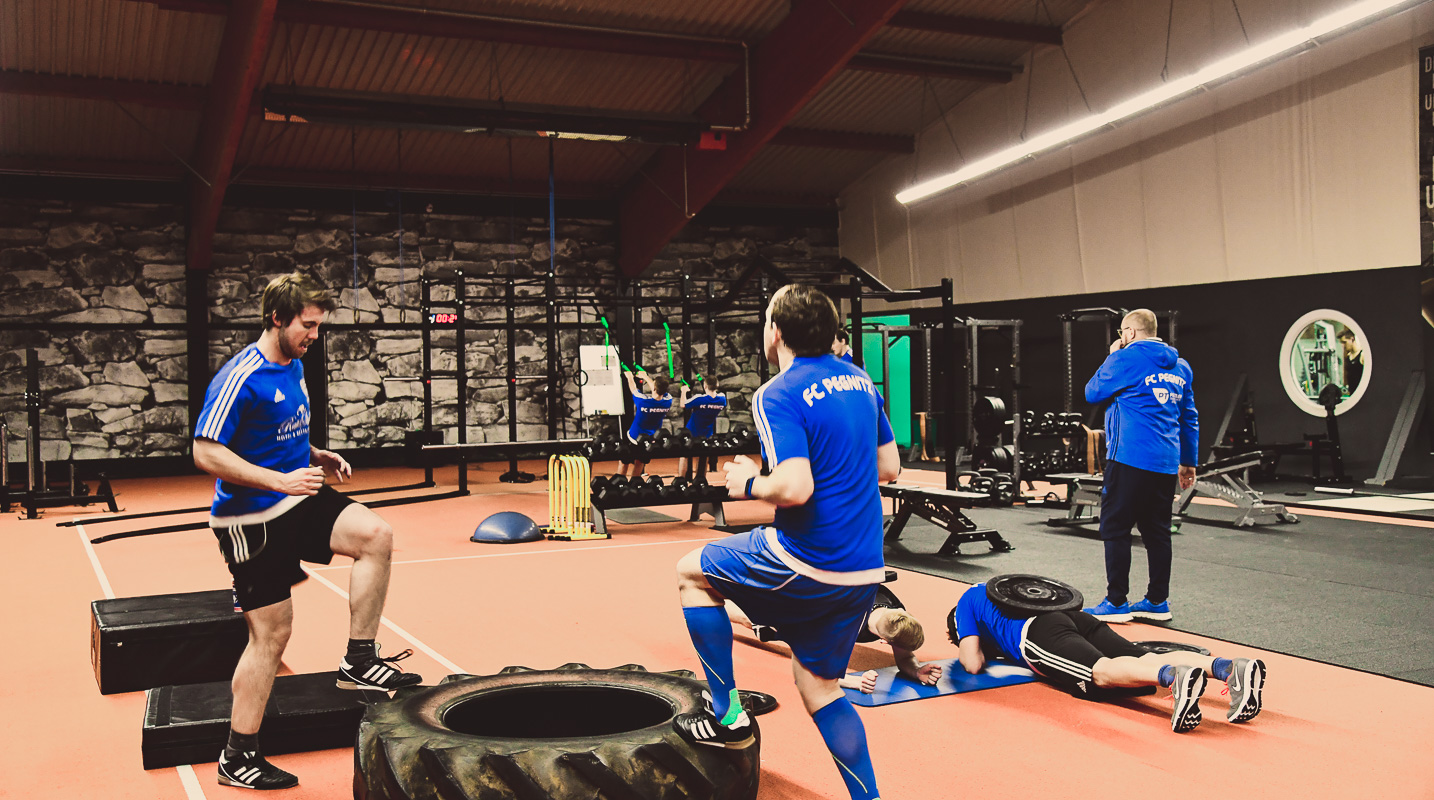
[[812, 698, 880, 800], [1211, 658, 1233, 682], [682, 606, 738, 720]]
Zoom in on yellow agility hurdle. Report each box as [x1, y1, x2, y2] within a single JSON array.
[[545, 454, 606, 540]]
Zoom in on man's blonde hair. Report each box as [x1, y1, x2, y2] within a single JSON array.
[[1124, 308, 1157, 337], [882, 609, 925, 651]]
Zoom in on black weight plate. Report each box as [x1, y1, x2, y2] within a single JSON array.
[[986, 574, 1084, 618], [1134, 640, 1212, 657], [873, 584, 902, 609]]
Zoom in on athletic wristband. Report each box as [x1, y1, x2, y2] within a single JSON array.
[[745, 477, 756, 499]]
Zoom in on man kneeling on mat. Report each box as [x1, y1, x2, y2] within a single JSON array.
[[726, 596, 943, 693], [950, 583, 1266, 732]]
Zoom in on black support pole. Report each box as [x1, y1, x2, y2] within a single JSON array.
[[941, 279, 957, 491], [500, 275, 533, 482], [185, 268, 209, 459]]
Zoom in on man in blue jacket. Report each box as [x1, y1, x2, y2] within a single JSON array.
[[1084, 309, 1198, 623]]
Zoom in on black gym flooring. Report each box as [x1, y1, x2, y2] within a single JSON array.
[[883, 486, 1434, 687]]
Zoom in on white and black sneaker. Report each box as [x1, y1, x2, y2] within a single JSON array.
[[1225, 658, 1266, 723], [1169, 664, 1207, 733], [337, 644, 423, 691], [217, 750, 298, 790], [673, 691, 755, 749]]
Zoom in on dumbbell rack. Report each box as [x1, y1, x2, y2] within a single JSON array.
[[1015, 411, 1087, 481], [590, 480, 731, 535]]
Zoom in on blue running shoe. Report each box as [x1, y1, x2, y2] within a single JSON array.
[[1084, 598, 1133, 622], [1130, 598, 1173, 621]]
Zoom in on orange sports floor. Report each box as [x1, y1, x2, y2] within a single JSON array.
[[5, 462, 1433, 800]]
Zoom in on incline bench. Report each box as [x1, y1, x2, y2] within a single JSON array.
[[1174, 451, 1298, 528], [880, 483, 1013, 556]]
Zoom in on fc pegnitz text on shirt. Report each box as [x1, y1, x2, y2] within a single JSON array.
[[801, 374, 877, 407]]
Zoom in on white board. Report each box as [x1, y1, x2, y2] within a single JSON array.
[[578, 345, 626, 417]]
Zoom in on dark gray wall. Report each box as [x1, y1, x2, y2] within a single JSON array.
[[925, 265, 1428, 479]]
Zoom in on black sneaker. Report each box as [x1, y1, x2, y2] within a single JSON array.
[[751, 624, 781, 642], [673, 691, 755, 749], [337, 644, 423, 691], [217, 750, 298, 790]]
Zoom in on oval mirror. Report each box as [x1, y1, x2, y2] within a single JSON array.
[[1278, 309, 1370, 417]]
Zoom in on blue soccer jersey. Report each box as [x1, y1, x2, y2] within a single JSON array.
[[684, 393, 727, 438], [627, 393, 673, 440], [953, 584, 1029, 666], [752, 354, 894, 576], [194, 343, 313, 519]]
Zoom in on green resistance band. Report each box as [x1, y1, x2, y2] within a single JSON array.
[[662, 322, 674, 378]]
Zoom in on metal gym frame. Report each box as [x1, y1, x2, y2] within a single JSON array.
[[1061, 307, 1178, 414], [835, 277, 1024, 489]]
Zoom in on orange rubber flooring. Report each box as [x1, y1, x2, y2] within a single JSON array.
[[5, 461, 1433, 800]]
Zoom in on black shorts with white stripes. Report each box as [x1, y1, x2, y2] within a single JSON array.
[[212, 486, 355, 612], [1021, 610, 1149, 698]]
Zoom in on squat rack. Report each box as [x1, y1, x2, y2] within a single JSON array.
[[1061, 307, 1178, 414]]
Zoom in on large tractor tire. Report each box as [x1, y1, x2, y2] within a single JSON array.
[[354, 663, 761, 800]]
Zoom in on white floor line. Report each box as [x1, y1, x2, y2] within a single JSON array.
[[307, 535, 724, 571], [301, 567, 468, 675], [78, 525, 209, 800], [176, 765, 207, 800]]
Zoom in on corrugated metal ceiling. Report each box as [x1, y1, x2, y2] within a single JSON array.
[[1, 0, 1099, 202]]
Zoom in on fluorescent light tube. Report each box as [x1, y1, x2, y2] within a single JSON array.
[[896, 0, 1419, 204]]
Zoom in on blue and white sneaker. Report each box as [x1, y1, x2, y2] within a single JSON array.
[[1130, 598, 1173, 621], [1084, 598, 1133, 623]]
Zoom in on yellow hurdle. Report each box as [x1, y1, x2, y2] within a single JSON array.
[[545, 454, 606, 540]]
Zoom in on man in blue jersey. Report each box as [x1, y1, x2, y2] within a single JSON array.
[[672, 285, 900, 800], [619, 368, 673, 479], [192, 273, 420, 791], [1083, 309, 1198, 623], [950, 583, 1267, 732], [676, 376, 726, 477]]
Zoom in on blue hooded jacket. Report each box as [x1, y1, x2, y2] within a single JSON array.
[[1084, 339, 1198, 474]]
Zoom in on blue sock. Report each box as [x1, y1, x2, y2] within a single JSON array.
[[682, 606, 738, 720], [1157, 664, 1176, 688], [1211, 658, 1233, 682], [812, 698, 880, 800]]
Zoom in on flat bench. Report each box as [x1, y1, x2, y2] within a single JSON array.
[[880, 483, 1013, 556], [1040, 472, 1104, 528]]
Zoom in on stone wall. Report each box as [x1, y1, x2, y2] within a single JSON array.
[[0, 195, 838, 459]]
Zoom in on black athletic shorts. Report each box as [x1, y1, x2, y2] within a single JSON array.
[[1020, 610, 1149, 699], [211, 486, 355, 612]]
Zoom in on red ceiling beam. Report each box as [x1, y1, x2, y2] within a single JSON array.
[[616, 0, 907, 277], [770, 127, 913, 154], [186, 0, 278, 271], [0, 156, 838, 209], [886, 10, 1063, 45], [0, 71, 914, 153], [123, 0, 1013, 81], [0, 71, 206, 109], [847, 52, 1015, 83]]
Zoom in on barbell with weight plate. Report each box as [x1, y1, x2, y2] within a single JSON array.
[[986, 574, 1084, 618]]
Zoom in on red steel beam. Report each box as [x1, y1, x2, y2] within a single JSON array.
[[0, 71, 207, 109], [770, 127, 913, 154], [123, 0, 1015, 81], [886, 10, 1063, 45], [186, 0, 278, 271], [0, 71, 914, 153], [616, 0, 908, 276]]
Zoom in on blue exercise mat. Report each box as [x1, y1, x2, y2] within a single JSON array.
[[843, 658, 1037, 707]]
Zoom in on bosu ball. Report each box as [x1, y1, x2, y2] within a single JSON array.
[[470, 511, 544, 544]]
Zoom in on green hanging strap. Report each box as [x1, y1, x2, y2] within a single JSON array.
[[663, 322, 675, 378]]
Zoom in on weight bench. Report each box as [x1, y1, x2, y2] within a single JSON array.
[[591, 500, 727, 535], [1174, 451, 1298, 527], [880, 483, 1012, 556], [1041, 472, 1103, 528]]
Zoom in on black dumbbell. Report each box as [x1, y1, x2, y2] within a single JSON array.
[[642, 475, 666, 502], [591, 476, 614, 505]]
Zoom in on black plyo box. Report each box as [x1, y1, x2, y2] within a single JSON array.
[[142, 672, 387, 769], [91, 590, 248, 695]]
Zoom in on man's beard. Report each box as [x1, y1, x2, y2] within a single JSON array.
[[279, 334, 307, 360]]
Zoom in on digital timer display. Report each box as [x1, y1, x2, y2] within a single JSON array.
[[429, 312, 458, 324]]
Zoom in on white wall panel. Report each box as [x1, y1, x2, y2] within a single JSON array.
[[839, 1, 1432, 301]]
